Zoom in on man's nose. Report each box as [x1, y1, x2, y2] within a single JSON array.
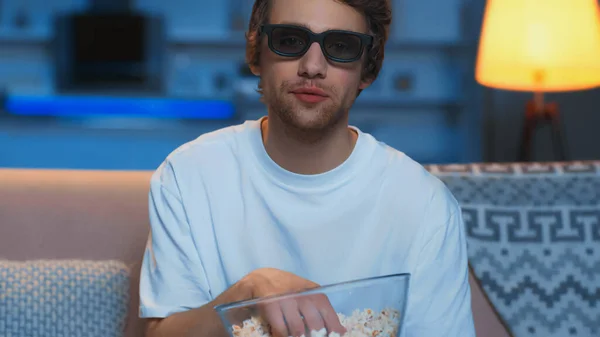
[[298, 42, 327, 79]]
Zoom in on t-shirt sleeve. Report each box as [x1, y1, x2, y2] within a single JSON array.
[[139, 161, 212, 318], [403, 187, 476, 336]]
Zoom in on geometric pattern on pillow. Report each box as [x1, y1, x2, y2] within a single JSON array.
[[0, 259, 130, 337], [428, 161, 600, 337], [428, 162, 600, 208]]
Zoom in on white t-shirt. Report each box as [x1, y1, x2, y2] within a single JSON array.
[[139, 117, 475, 336]]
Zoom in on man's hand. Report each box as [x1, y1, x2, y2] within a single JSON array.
[[244, 268, 346, 337]]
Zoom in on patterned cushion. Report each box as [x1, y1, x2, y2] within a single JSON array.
[[428, 161, 600, 337], [0, 260, 130, 337]]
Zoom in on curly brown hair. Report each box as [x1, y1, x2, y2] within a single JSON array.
[[245, 0, 392, 90]]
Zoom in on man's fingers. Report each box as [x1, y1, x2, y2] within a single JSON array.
[[280, 299, 306, 337], [261, 302, 288, 337], [297, 297, 326, 332], [310, 294, 346, 334]]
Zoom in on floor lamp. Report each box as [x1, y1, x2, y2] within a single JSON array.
[[475, 0, 600, 162]]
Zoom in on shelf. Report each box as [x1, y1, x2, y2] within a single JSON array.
[[354, 97, 462, 110], [0, 34, 50, 46], [0, 31, 473, 51], [170, 34, 247, 48], [2, 94, 236, 120], [170, 34, 473, 51], [236, 95, 462, 110]]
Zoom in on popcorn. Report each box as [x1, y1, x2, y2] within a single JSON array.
[[232, 316, 271, 337], [228, 308, 401, 337]]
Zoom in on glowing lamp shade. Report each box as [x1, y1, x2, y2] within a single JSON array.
[[475, 0, 600, 92]]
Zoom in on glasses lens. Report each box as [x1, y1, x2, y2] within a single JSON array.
[[324, 32, 362, 60], [271, 27, 310, 55]]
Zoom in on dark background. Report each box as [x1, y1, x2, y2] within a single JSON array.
[[0, 0, 598, 170]]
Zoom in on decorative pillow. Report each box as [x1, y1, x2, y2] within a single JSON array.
[[0, 260, 130, 337], [429, 161, 600, 337], [462, 205, 599, 337]]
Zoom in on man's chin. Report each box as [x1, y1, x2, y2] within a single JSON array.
[[284, 108, 331, 128], [288, 114, 343, 137], [268, 98, 341, 129]]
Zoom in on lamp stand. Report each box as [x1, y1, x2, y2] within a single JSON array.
[[518, 92, 568, 162]]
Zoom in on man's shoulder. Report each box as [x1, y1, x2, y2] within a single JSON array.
[[372, 141, 463, 249], [150, 120, 258, 185], [370, 137, 459, 214], [371, 138, 445, 190], [167, 121, 255, 163]]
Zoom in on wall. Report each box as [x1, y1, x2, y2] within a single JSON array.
[[0, 0, 485, 170], [484, 88, 600, 162]]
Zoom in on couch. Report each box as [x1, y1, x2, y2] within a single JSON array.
[[0, 168, 510, 337], [428, 161, 600, 337]]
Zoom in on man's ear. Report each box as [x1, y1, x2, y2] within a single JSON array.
[[359, 77, 374, 90], [250, 64, 261, 76]]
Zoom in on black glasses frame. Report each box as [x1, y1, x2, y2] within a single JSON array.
[[259, 24, 374, 63]]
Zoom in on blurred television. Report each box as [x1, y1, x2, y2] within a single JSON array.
[[54, 12, 165, 94]]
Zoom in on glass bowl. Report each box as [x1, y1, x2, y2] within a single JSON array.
[[214, 273, 410, 337]]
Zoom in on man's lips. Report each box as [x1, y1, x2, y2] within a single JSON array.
[[290, 87, 328, 97], [290, 87, 329, 103]]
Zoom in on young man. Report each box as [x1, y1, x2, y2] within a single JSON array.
[[140, 0, 476, 336]]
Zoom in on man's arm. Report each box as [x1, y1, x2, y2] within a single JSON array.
[[403, 186, 476, 336], [140, 161, 217, 335], [146, 278, 251, 337]]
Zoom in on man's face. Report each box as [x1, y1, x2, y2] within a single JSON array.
[[256, 0, 372, 134]]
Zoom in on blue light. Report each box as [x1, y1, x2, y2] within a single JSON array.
[[4, 95, 236, 120]]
